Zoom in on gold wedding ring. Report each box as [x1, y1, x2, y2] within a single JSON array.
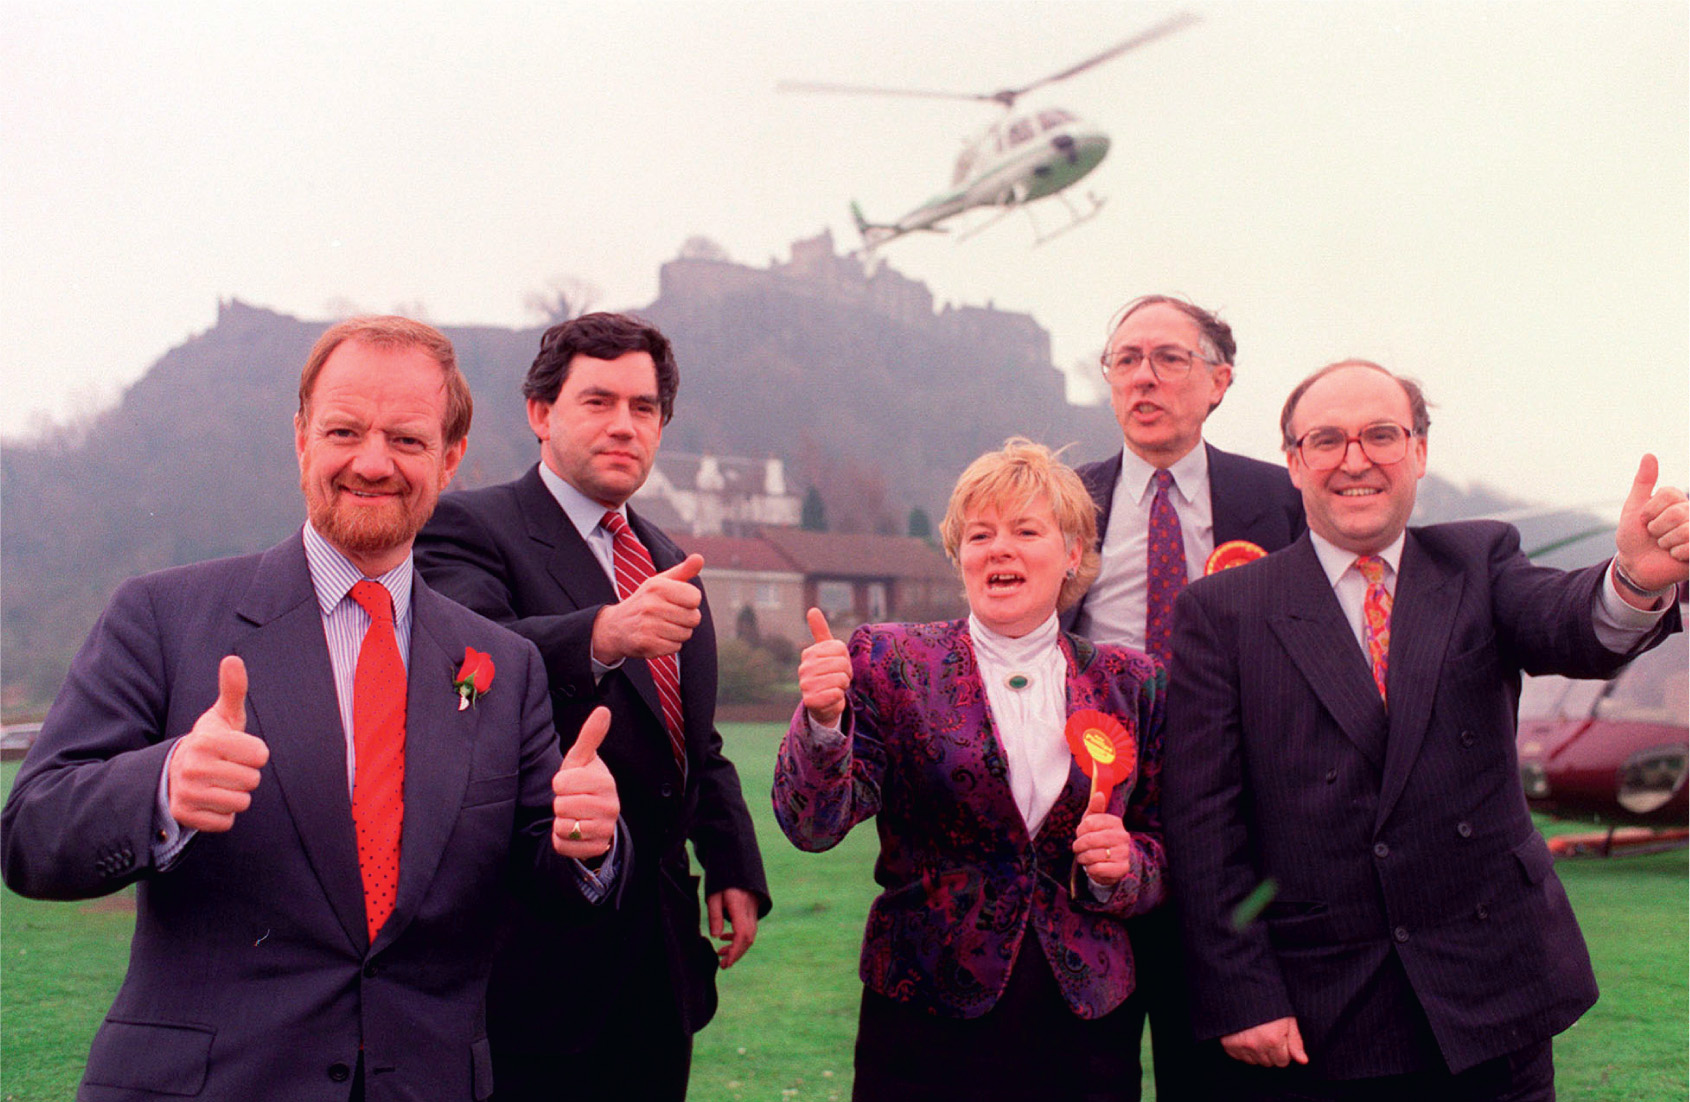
[[1104, 847, 1112, 859], [568, 819, 583, 842]]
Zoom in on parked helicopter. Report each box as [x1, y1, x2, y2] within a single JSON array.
[[780, 11, 1199, 253]]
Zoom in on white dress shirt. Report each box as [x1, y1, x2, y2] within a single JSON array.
[[1078, 445, 1213, 649]]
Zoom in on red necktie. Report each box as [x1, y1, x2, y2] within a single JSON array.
[[1355, 555, 1392, 704], [1144, 469, 1188, 664], [601, 511, 687, 774], [350, 580, 405, 941]]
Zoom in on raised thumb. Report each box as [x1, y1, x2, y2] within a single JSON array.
[[217, 655, 248, 732], [806, 607, 834, 644], [562, 706, 611, 768]]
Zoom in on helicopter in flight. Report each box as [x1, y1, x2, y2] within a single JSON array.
[[780, 11, 1199, 253]]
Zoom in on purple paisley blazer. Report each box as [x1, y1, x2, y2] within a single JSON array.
[[773, 619, 1167, 1020]]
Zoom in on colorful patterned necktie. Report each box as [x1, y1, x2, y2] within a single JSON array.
[[1144, 468, 1188, 664], [1355, 555, 1392, 704], [601, 511, 687, 774], [349, 580, 405, 941]]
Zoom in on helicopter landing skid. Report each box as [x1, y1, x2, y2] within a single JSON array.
[[1029, 190, 1107, 247], [955, 203, 1021, 243]]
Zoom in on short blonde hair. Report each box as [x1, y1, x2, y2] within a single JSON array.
[[940, 438, 1101, 612]]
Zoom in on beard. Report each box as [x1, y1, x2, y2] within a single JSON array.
[[303, 475, 436, 562]]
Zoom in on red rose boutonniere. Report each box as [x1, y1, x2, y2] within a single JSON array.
[[454, 647, 495, 711]]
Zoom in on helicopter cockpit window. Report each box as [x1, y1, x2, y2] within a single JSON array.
[[1038, 110, 1076, 131], [1006, 119, 1036, 147]]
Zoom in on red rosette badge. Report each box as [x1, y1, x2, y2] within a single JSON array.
[[454, 647, 495, 711], [1064, 709, 1137, 802], [1205, 539, 1268, 576]]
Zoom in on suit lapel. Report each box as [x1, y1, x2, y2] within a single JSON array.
[[235, 536, 368, 952], [1375, 531, 1463, 827], [517, 471, 669, 732], [380, 578, 478, 949], [517, 466, 618, 612], [1266, 540, 1389, 770], [949, 625, 1027, 845]]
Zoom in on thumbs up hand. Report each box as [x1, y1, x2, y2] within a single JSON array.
[[168, 655, 270, 832], [552, 706, 620, 859], [591, 553, 706, 664], [798, 608, 851, 728], [1614, 453, 1689, 604]]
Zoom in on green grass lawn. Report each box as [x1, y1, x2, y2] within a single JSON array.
[[5, 731, 1688, 1101]]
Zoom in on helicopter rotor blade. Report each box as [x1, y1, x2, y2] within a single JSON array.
[[776, 79, 998, 105], [998, 11, 1201, 104]]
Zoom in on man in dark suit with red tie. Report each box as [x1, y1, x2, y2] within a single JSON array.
[[1163, 359, 1686, 1100], [415, 312, 770, 1101], [1065, 294, 1304, 1099], [0, 316, 623, 1101]]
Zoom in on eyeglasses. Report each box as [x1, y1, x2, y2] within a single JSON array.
[[1100, 345, 1217, 381], [1293, 422, 1415, 470]]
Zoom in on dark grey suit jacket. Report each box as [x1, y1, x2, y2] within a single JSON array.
[[0, 532, 592, 1101], [1162, 522, 1679, 1077], [415, 465, 769, 1058]]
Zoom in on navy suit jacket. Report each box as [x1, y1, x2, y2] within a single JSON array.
[[1065, 442, 1305, 632], [415, 465, 769, 1054], [1162, 522, 1680, 1078], [0, 533, 596, 1102]]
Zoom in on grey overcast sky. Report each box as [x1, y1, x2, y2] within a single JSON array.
[[3, 0, 1685, 517]]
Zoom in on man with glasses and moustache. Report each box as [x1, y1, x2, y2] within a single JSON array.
[[1066, 294, 1305, 1099], [1163, 359, 1686, 1100]]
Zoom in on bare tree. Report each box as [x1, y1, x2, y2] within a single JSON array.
[[525, 275, 602, 325]]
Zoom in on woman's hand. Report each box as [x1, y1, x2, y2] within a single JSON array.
[[799, 608, 851, 727], [1072, 789, 1132, 888]]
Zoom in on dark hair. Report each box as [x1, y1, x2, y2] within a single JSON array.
[[1279, 359, 1433, 450], [521, 312, 679, 424], [1106, 294, 1237, 366], [298, 316, 471, 445]]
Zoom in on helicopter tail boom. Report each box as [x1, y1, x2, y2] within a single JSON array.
[[850, 200, 903, 250]]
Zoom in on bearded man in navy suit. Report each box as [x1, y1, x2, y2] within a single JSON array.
[[1, 316, 624, 1101], [1065, 294, 1304, 1099], [1163, 359, 1686, 1100]]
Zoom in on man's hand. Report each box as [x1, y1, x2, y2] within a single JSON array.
[[798, 608, 851, 727], [1072, 789, 1133, 888], [590, 554, 704, 665], [168, 656, 269, 832], [1615, 453, 1689, 604], [552, 707, 620, 860], [1221, 1016, 1308, 1067], [707, 886, 760, 969]]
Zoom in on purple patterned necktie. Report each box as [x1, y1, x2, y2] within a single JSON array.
[[1144, 468, 1188, 664]]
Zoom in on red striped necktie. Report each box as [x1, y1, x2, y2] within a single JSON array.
[[1355, 555, 1392, 704], [349, 579, 405, 941], [601, 511, 687, 774]]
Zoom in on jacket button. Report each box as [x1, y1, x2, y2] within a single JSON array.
[[328, 1063, 351, 1082], [1394, 926, 1410, 943], [1373, 842, 1390, 859], [561, 685, 578, 698], [660, 783, 674, 798], [1460, 730, 1476, 747], [1476, 904, 1490, 920], [1457, 821, 1473, 838], [1325, 768, 1338, 784], [363, 962, 380, 978]]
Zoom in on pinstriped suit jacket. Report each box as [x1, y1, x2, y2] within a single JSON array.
[[1162, 521, 1679, 1078]]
